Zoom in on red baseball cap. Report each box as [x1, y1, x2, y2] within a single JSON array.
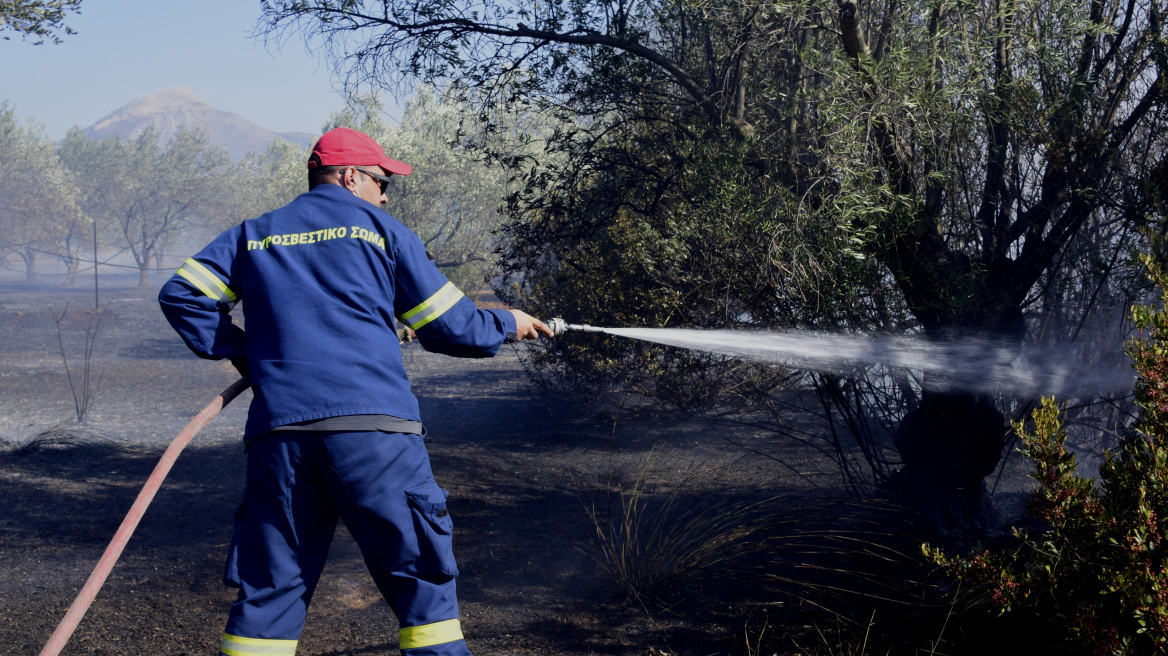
[[307, 127, 412, 176]]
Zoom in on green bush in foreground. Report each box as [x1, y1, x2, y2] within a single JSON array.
[[926, 252, 1168, 655]]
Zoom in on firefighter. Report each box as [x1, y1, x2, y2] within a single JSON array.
[[158, 126, 552, 656]]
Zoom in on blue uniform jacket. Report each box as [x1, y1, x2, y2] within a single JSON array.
[[158, 183, 517, 439]]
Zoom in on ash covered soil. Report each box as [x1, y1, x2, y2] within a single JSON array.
[[0, 279, 860, 656]]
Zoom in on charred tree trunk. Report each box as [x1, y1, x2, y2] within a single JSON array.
[[887, 305, 1021, 535], [890, 390, 1008, 535]]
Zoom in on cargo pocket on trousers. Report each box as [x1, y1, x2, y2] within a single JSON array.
[[405, 481, 459, 580], [222, 500, 246, 588]]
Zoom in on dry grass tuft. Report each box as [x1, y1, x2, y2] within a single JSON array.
[[0, 422, 120, 458], [581, 450, 936, 615]]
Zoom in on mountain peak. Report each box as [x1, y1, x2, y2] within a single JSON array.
[[115, 87, 211, 116], [83, 88, 313, 160]]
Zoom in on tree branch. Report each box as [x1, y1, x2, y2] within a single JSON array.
[[975, 0, 1014, 261], [837, 0, 869, 59], [272, 4, 755, 136]]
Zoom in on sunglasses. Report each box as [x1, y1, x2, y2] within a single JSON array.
[[355, 167, 392, 194]]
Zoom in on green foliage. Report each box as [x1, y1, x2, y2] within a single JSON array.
[[503, 125, 906, 410], [0, 103, 85, 281], [58, 125, 231, 287], [0, 0, 82, 44], [230, 138, 311, 228], [925, 255, 1168, 654]]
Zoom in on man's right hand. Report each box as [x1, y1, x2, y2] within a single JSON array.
[[509, 310, 554, 340]]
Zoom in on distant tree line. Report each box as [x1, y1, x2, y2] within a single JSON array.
[[0, 89, 525, 294]]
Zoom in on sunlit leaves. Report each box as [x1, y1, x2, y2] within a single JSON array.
[[0, 0, 82, 44]]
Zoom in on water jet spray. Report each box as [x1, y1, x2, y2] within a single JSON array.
[[544, 318, 1132, 397]]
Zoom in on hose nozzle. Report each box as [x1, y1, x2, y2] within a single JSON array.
[[547, 317, 605, 338]]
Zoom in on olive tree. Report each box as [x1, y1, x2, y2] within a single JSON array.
[[59, 126, 231, 288], [0, 103, 84, 282], [789, 0, 1166, 517]]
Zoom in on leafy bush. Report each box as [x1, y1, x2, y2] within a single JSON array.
[[925, 252, 1168, 654]]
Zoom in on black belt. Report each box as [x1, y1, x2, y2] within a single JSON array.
[[263, 414, 423, 437]]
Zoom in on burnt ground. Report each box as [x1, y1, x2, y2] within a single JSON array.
[[0, 278, 1039, 656]]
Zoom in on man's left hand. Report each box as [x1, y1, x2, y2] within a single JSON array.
[[509, 310, 554, 340]]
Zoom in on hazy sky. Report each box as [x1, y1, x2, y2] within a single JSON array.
[[1, 0, 400, 139]]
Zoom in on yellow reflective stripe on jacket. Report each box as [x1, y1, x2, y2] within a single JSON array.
[[400, 281, 463, 330], [399, 618, 464, 649], [178, 258, 239, 304], [220, 633, 298, 656], [176, 267, 220, 301]]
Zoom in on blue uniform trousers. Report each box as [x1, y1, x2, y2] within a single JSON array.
[[218, 430, 471, 656]]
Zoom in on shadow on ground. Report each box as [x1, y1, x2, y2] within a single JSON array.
[[0, 428, 777, 655]]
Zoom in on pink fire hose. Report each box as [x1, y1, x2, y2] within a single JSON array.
[[38, 377, 251, 656]]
